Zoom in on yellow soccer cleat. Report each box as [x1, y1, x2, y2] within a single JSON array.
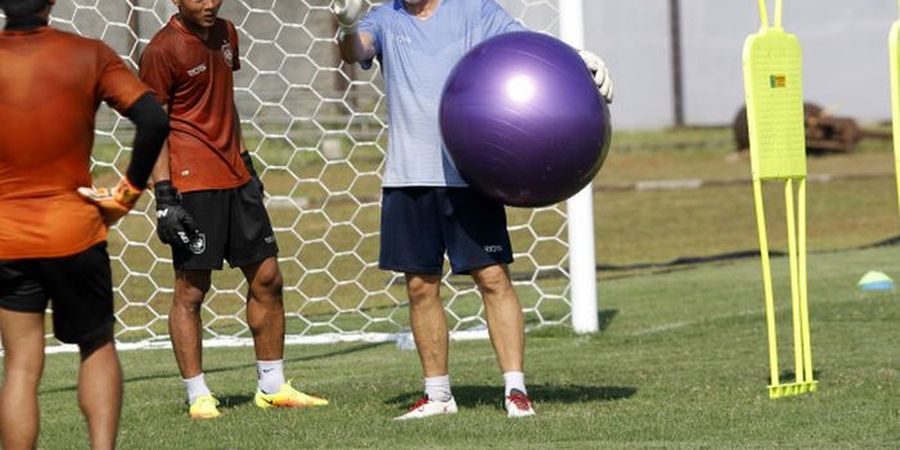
[[254, 381, 329, 409], [189, 394, 222, 420]]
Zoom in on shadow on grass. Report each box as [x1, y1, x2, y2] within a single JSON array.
[[768, 369, 824, 384], [385, 384, 636, 409], [41, 342, 388, 394], [597, 309, 618, 332], [218, 394, 255, 409], [528, 309, 618, 337]]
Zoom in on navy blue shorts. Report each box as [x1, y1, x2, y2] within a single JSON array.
[[379, 187, 513, 275]]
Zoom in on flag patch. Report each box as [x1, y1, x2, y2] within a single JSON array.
[[769, 74, 787, 88]]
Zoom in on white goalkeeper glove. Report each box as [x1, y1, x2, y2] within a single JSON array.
[[332, 0, 365, 33], [579, 50, 614, 104]]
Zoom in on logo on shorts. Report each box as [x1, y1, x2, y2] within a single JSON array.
[[264, 235, 276, 244], [484, 245, 504, 254], [189, 233, 206, 255], [221, 43, 234, 69]]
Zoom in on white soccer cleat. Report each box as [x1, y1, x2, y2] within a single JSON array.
[[394, 396, 458, 420], [505, 389, 536, 418]]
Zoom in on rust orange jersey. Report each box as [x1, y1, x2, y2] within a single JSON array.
[[0, 26, 150, 259], [139, 16, 250, 193]]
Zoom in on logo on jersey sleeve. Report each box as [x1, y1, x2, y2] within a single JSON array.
[[221, 42, 234, 69]]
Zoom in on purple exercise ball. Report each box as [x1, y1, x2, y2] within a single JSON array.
[[440, 32, 611, 208]]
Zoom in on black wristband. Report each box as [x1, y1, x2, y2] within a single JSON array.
[[153, 180, 180, 207]]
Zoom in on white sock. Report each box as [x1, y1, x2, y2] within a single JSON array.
[[424, 375, 452, 402], [183, 373, 211, 404], [257, 359, 286, 394], [503, 371, 526, 397]]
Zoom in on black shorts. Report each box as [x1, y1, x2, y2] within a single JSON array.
[[174, 181, 279, 271], [379, 187, 514, 275], [0, 243, 114, 344]]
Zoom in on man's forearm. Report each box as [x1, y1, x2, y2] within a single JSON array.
[[339, 32, 368, 64]]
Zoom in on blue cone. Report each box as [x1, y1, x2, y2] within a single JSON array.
[[858, 271, 895, 291]]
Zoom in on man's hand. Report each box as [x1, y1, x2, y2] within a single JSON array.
[[154, 180, 201, 249], [579, 50, 614, 104], [78, 178, 143, 227], [333, 0, 364, 32]]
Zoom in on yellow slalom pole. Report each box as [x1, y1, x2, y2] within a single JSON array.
[[797, 178, 814, 384], [892, 18, 900, 215], [784, 179, 804, 384], [757, 0, 770, 29], [753, 179, 780, 387], [774, 0, 783, 30]]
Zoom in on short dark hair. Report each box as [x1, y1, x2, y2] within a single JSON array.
[[1, 0, 49, 18]]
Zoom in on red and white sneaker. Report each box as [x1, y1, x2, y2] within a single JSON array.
[[505, 389, 535, 418], [394, 395, 458, 420]]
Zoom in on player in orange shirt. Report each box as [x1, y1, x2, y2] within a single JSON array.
[[0, 0, 169, 447], [140, 0, 327, 419]]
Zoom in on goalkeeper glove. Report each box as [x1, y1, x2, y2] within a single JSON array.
[[578, 49, 614, 104], [332, 0, 364, 33], [241, 151, 264, 195], [154, 180, 201, 249], [77, 178, 143, 227]]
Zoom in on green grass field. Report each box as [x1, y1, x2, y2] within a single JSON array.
[[27, 127, 900, 447], [35, 244, 899, 448], [89, 126, 900, 341]]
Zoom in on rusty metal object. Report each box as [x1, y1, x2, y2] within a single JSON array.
[[733, 102, 862, 154]]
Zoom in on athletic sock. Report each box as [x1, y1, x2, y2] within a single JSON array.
[[257, 359, 286, 394], [424, 375, 452, 402], [503, 371, 527, 397], [183, 373, 211, 404]]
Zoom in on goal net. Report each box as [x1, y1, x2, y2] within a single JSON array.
[[1, 0, 573, 350]]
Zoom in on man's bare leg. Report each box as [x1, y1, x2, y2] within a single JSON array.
[[241, 257, 284, 361], [406, 273, 448, 378], [170, 270, 211, 378], [0, 309, 45, 450], [472, 264, 524, 373], [77, 329, 121, 450]]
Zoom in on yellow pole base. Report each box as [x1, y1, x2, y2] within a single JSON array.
[[768, 380, 818, 399]]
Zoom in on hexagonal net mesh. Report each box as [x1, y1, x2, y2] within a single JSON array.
[[1, 0, 573, 351]]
